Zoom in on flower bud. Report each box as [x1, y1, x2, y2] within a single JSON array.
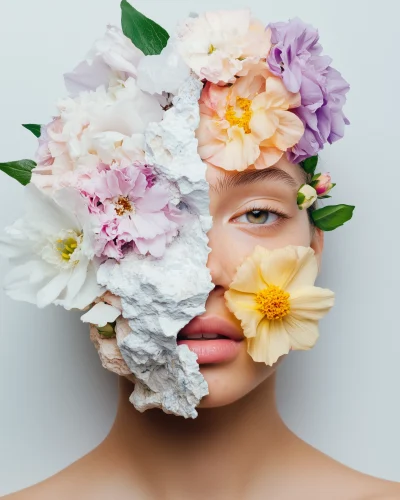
[[314, 173, 334, 196], [97, 322, 116, 338], [297, 184, 317, 210]]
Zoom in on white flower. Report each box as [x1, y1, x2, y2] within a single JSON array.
[[64, 25, 144, 97], [297, 184, 318, 210], [137, 39, 190, 95], [0, 185, 103, 310], [32, 77, 163, 191], [177, 9, 272, 84]]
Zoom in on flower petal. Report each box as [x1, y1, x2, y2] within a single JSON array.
[[224, 289, 263, 338], [247, 319, 291, 366], [289, 286, 335, 320], [259, 246, 301, 289], [208, 126, 260, 171], [229, 245, 267, 292], [81, 302, 121, 327], [284, 246, 319, 292], [36, 270, 71, 308], [283, 315, 320, 351]]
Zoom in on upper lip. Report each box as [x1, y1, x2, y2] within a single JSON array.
[[178, 315, 244, 341]]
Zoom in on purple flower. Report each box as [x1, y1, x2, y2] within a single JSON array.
[[267, 18, 350, 162]]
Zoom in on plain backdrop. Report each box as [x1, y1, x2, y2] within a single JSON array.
[[0, 0, 399, 495]]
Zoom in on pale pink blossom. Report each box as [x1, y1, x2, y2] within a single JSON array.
[[177, 10, 272, 84], [80, 165, 181, 260], [197, 64, 304, 171], [31, 78, 163, 192], [314, 173, 334, 196]]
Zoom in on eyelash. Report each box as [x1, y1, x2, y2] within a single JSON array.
[[231, 204, 290, 229]]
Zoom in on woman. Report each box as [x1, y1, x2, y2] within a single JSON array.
[[1, 3, 400, 499], [3, 156, 400, 499]]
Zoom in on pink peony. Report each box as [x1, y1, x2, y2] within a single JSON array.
[[177, 10, 272, 85], [197, 63, 305, 171], [81, 164, 181, 260]]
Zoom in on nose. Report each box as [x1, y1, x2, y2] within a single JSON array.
[[206, 220, 234, 290]]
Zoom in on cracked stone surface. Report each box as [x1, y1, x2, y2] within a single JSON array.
[[97, 76, 213, 418]]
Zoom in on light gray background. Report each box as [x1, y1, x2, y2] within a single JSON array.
[[0, 0, 399, 495]]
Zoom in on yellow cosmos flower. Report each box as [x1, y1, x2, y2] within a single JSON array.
[[225, 246, 335, 366]]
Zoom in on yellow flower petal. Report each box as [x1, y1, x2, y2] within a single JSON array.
[[229, 245, 267, 293], [225, 289, 263, 339], [258, 245, 300, 289], [247, 318, 291, 365], [289, 286, 335, 321], [283, 315, 319, 351], [283, 246, 319, 292]]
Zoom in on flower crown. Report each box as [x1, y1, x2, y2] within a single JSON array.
[[0, 2, 352, 418]]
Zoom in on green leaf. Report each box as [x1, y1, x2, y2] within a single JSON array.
[[0, 159, 36, 186], [301, 155, 319, 175], [22, 123, 42, 138], [318, 195, 331, 199], [121, 0, 169, 55], [311, 172, 321, 181], [312, 204, 355, 231], [297, 189, 306, 208]]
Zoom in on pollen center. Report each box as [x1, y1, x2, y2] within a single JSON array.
[[56, 236, 79, 262], [255, 284, 290, 320], [115, 196, 134, 216], [208, 44, 216, 54], [225, 97, 253, 134]]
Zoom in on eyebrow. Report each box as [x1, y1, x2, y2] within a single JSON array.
[[211, 167, 298, 194]]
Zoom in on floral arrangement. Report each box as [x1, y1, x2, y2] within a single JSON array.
[[0, 2, 352, 417]]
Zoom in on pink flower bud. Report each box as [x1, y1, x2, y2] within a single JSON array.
[[315, 173, 334, 196]]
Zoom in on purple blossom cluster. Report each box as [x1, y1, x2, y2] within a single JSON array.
[[267, 18, 350, 162]]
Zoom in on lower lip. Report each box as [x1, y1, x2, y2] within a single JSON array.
[[177, 338, 243, 364]]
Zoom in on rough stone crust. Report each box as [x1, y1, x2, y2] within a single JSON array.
[[97, 76, 213, 419]]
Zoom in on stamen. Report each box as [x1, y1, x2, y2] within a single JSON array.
[[114, 196, 134, 216], [225, 97, 253, 134], [56, 236, 80, 262], [255, 284, 290, 320]]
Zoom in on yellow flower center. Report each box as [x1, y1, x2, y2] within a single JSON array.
[[255, 284, 291, 320], [225, 97, 253, 134], [114, 196, 134, 216], [208, 44, 216, 54], [56, 236, 79, 262]]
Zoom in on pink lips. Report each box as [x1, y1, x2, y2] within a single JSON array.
[[177, 316, 244, 364]]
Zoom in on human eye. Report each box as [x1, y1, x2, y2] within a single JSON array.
[[231, 204, 290, 227]]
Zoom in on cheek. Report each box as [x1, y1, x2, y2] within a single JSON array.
[[208, 215, 311, 280]]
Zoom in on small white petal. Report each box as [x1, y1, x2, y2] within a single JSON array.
[[81, 302, 121, 327]]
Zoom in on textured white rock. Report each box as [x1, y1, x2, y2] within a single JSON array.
[[97, 76, 213, 419]]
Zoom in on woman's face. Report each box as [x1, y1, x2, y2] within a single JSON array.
[[192, 156, 324, 408]]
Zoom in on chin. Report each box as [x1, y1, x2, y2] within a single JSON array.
[[196, 345, 281, 409]]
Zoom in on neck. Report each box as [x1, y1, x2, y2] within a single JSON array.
[[103, 374, 295, 497]]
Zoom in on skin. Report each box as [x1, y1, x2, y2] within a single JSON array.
[[3, 157, 400, 500]]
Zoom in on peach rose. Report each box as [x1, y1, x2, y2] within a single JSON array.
[[197, 64, 304, 171]]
